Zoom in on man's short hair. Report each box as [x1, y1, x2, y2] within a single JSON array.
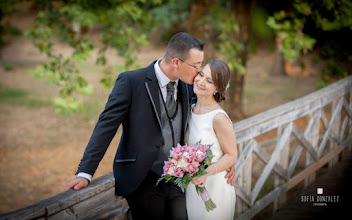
[[164, 32, 205, 62]]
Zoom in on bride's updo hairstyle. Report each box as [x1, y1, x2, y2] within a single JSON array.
[[208, 59, 231, 103]]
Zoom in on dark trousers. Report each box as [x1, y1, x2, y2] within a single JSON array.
[[125, 171, 187, 220]]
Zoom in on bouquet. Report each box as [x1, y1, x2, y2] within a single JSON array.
[[156, 141, 217, 211]]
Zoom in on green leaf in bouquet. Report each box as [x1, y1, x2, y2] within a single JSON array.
[[165, 175, 175, 183], [206, 149, 214, 166], [192, 167, 207, 179], [174, 178, 186, 192], [183, 173, 192, 187], [155, 176, 165, 187]]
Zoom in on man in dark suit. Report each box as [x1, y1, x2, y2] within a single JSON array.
[[65, 32, 235, 220]]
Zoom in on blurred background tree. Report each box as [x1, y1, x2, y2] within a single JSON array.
[[24, 0, 162, 114], [187, 0, 254, 119], [0, 0, 21, 68], [1, 0, 351, 119], [266, 0, 352, 88]]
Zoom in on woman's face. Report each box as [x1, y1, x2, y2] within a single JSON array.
[[193, 64, 217, 97]]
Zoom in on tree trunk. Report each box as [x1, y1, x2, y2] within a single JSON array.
[[225, 0, 255, 121], [187, 0, 217, 62], [272, 34, 287, 75]]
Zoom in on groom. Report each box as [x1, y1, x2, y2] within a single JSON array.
[[65, 32, 235, 220]]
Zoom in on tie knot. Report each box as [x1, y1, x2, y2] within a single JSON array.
[[167, 81, 175, 94]]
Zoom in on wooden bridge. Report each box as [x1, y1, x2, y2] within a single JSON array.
[[1, 75, 351, 220]]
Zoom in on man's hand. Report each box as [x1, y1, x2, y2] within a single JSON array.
[[225, 165, 236, 186], [65, 177, 89, 191]]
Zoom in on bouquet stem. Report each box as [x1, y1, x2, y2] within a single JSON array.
[[196, 186, 216, 212]]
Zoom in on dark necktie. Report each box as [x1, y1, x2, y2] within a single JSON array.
[[166, 81, 176, 117]]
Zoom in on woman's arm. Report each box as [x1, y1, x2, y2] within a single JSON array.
[[191, 112, 238, 187]]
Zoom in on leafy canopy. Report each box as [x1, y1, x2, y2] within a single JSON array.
[[26, 0, 161, 114]]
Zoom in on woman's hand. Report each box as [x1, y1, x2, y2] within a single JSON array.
[[191, 174, 209, 187]]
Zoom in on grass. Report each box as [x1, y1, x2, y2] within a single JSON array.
[[0, 82, 107, 124], [0, 83, 51, 108], [77, 100, 106, 122]]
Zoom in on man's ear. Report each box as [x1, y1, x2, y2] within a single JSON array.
[[171, 57, 179, 67]]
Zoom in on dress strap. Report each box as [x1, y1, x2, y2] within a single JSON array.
[[211, 109, 232, 124]]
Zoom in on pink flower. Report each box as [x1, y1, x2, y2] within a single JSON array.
[[170, 144, 185, 161], [196, 144, 209, 153], [162, 160, 175, 176], [186, 162, 200, 176], [161, 142, 211, 178], [173, 167, 185, 178], [182, 151, 196, 163], [195, 150, 207, 163]]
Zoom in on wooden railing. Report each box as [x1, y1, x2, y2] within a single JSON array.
[[1, 75, 351, 220], [233, 75, 352, 219], [0, 173, 130, 220]]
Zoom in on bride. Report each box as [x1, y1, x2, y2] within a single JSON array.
[[186, 59, 238, 219]]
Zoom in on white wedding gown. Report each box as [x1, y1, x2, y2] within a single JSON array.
[[185, 108, 236, 220]]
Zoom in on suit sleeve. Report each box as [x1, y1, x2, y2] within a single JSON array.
[[76, 72, 131, 176]]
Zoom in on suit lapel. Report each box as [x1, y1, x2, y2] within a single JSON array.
[[145, 62, 162, 130]]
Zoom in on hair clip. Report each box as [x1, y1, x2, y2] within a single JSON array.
[[225, 82, 230, 90]]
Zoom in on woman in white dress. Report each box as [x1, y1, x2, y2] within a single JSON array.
[[186, 59, 238, 220]]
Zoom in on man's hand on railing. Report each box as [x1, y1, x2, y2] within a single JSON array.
[[65, 177, 89, 191], [225, 165, 236, 186]]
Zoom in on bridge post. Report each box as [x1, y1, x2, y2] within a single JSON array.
[[242, 140, 252, 210], [304, 110, 320, 187], [236, 143, 244, 215], [329, 98, 341, 168], [273, 125, 289, 212]]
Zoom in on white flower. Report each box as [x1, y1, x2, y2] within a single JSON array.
[[177, 158, 187, 168]]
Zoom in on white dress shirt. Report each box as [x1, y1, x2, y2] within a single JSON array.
[[77, 59, 178, 182], [154, 58, 179, 102]]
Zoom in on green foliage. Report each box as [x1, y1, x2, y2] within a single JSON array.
[[251, 6, 275, 39], [317, 59, 348, 90], [314, 0, 352, 31], [200, 7, 246, 75], [0, 0, 18, 45], [267, 7, 316, 61], [150, 0, 190, 44], [25, 0, 161, 113], [3, 63, 13, 71], [267, 0, 352, 85], [151, 0, 190, 30], [53, 96, 82, 114]]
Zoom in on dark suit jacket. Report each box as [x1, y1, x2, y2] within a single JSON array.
[[76, 61, 195, 197]]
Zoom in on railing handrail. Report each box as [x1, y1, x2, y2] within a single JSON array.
[[234, 75, 352, 143], [0, 173, 122, 220]]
